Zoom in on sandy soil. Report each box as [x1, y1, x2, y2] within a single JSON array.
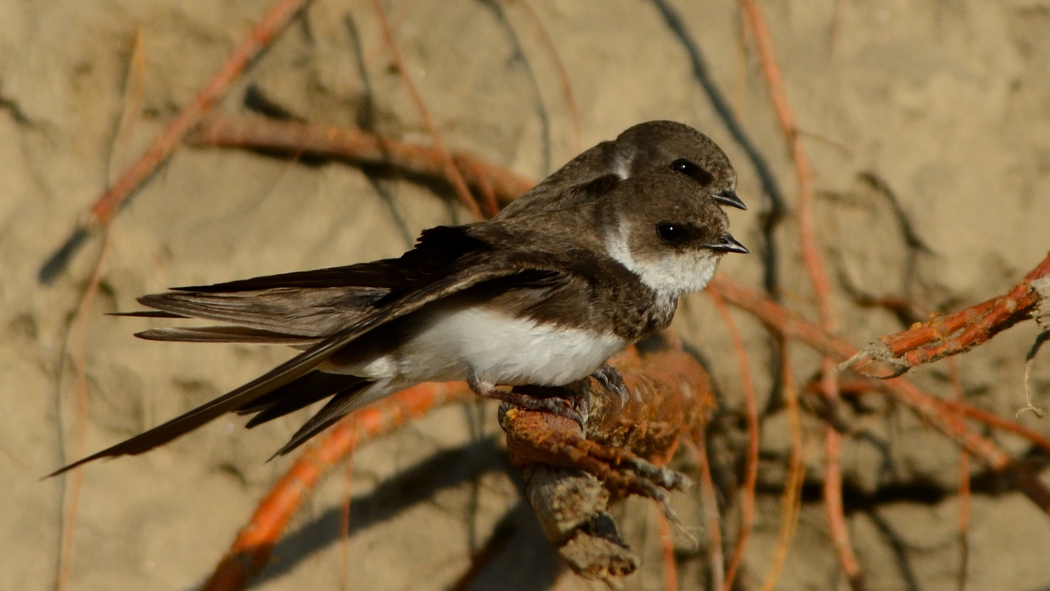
[[4, 1, 1050, 589]]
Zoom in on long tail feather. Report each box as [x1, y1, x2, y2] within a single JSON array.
[[137, 287, 388, 337], [110, 310, 188, 318], [242, 373, 368, 427], [136, 326, 321, 345], [47, 325, 367, 477], [268, 388, 372, 459]]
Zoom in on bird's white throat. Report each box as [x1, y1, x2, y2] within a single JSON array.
[[604, 219, 720, 298]]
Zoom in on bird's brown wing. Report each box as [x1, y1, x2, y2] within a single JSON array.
[[49, 229, 566, 476], [127, 225, 491, 341]]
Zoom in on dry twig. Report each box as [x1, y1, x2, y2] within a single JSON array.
[[54, 31, 147, 591], [201, 382, 473, 591], [55, 229, 112, 591], [737, 0, 861, 585], [505, 339, 715, 582], [369, 0, 487, 218], [508, 0, 583, 154], [842, 254, 1050, 378], [187, 115, 535, 207], [709, 292, 758, 591], [711, 274, 1050, 516], [39, 0, 311, 283], [759, 361, 807, 591], [947, 358, 971, 591]]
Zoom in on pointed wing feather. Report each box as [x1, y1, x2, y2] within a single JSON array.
[[174, 262, 404, 292], [135, 326, 321, 344], [131, 226, 491, 340], [111, 310, 188, 319], [49, 250, 559, 476], [135, 287, 390, 338], [242, 373, 367, 427], [175, 226, 486, 292], [267, 389, 362, 459]]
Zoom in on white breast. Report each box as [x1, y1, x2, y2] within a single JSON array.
[[345, 305, 627, 387]]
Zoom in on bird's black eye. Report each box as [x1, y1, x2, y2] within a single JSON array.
[[670, 159, 715, 185], [656, 223, 685, 244]]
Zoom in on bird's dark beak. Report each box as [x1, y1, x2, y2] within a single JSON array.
[[706, 234, 749, 254], [712, 190, 747, 210]]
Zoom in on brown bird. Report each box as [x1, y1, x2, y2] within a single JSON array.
[[51, 120, 747, 476], [500, 119, 745, 217]]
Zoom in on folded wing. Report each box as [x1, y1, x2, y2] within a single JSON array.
[[50, 225, 566, 475]]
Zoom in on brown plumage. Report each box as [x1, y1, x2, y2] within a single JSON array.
[[50, 120, 747, 475]]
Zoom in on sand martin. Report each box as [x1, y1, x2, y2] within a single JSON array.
[[52, 121, 747, 475], [500, 120, 746, 218]]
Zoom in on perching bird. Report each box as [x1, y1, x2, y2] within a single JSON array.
[[51, 120, 747, 475]]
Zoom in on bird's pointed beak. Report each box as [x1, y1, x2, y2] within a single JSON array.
[[712, 190, 747, 210], [706, 234, 749, 254]]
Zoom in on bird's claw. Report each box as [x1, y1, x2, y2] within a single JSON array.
[[592, 364, 630, 407], [492, 392, 587, 431]]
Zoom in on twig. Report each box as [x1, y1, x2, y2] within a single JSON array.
[[55, 228, 112, 591], [1020, 331, 1050, 418], [824, 427, 863, 589], [736, 0, 860, 584], [201, 381, 473, 591], [946, 358, 970, 591], [711, 273, 1050, 455], [843, 253, 1050, 377], [106, 30, 149, 185], [831, 380, 1050, 457], [709, 292, 758, 591], [649, 0, 787, 299], [697, 441, 724, 591], [940, 399, 1050, 454], [710, 275, 1050, 516], [795, 128, 855, 159], [760, 362, 806, 591], [55, 32, 146, 591], [654, 507, 679, 591], [651, 434, 683, 591], [734, 0, 835, 345], [338, 441, 357, 591], [187, 115, 535, 206], [509, 0, 583, 154], [39, 0, 311, 284], [369, 0, 485, 219], [449, 518, 516, 591]]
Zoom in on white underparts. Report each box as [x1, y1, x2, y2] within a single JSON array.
[[330, 304, 627, 389]]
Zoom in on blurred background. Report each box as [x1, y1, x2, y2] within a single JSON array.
[[3, 1, 1050, 589]]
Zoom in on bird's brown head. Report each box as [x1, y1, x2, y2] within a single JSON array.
[[609, 120, 745, 211], [601, 164, 748, 298]]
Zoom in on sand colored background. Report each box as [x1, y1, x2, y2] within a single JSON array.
[[3, 1, 1050, 589]]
